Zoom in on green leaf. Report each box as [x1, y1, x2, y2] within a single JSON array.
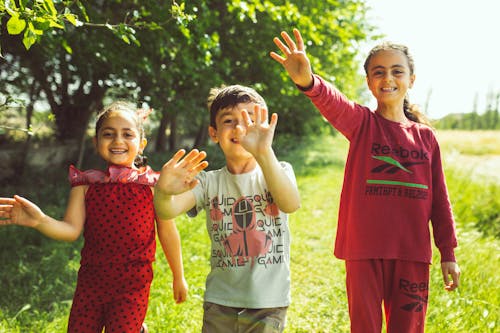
[[7, 15, 27, 35], [48, 19, 65, 29], [43, 0, 58, 16], [61, 39, 73, 54], [64, 13, 81, 27], [22, 27, 37, 50], [121, 34, 131, 44]]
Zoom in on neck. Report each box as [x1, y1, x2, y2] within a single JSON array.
[[225, 157, 257, 174], [376, 103, 408, 123]]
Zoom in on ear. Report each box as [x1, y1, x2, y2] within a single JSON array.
[[140, 138, 148, 152], [208, 126, 218, 143], [409, 74, 416, 88]]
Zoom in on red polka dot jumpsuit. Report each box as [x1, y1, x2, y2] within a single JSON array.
[[67, 165, 159, 333]]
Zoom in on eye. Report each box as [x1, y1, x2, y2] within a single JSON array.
[[101, 131, 113, 138]]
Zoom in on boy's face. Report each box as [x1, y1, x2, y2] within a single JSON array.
[[208, 102, 257, 161]]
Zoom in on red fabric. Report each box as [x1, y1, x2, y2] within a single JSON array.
[[69, 165, 157, 265], [346, 259, 429, 333], [66, 165, 158, 331], [304, 75, 457, 263], [68, 262, 153, 333], [68, 164, 159, 187]]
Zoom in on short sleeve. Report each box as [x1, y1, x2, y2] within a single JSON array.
[[187, 170, 208, 218]]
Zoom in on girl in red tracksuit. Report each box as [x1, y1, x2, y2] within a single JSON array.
[[270, 28, 461, 333]]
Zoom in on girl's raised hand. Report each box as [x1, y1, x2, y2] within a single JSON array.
[[0, 196, 45, 228], [155, 149, 208, 196], [270, 28, 313, 88], [236, 104, 277, 157]]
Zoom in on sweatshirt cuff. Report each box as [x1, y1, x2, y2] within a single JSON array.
[[297, 74, 322, 98], [439, 247, 456, 263]]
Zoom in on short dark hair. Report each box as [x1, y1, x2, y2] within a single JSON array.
[[207, 85, 267, 128]]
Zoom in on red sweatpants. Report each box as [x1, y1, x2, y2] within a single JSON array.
[[345, 259, 429, 333], [67, 262, 153, 333]]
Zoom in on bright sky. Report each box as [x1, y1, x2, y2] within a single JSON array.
[[361, 0, 500, 119]]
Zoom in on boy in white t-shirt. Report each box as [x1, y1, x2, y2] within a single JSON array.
[[154, 85, 300, 332]]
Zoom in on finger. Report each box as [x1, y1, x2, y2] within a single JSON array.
[[14, 195, 32, 208], [241, 109, 252, 127], [179, 149, 200, 167], [191, 161, 209, 174], [452, 271, 460, 289], [281, 30, 298, 51], [190, 151, 207, 166], [269, 113, 278, 130], [253, 105, 262, 126], [0, 204, 14, 211], [269, 51, 286, 64], [257, 104, 268, 125], [0, 198, 16, 205], [164, 149, 186, 168], [273, 36, 291, 56], [293, 28, 305, 51]]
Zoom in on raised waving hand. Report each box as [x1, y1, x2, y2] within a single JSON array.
[[270, 28, 314, 88], [155, 149, 208, 196], [236, 104, 278, 158]]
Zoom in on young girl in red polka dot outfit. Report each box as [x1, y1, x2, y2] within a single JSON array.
[[0, 101, 208, 332]]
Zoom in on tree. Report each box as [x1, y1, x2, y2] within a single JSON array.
[[1, 0, 375, 155]]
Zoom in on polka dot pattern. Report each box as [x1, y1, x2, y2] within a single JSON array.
[[68, 262, 153, 332], [67, 173, 157, 332], [81, 183, 156, 265]]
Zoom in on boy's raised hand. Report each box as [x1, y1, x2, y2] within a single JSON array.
[[0, 196, 45, 228], [236, 104, 277, 157], [155, 149, 208, 196], [270, 28, 313, 88]]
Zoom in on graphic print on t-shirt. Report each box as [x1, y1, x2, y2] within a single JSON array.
[[365, 142, 430, 200], [209, 193, 285, 269]]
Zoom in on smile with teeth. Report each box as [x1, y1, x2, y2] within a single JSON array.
[[110, 149, 127, 154], [382, 87, 397, 92]]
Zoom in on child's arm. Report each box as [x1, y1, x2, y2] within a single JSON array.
[[237, 105, 300, 213], [0, 187, 86, 241], [270, 28, 314, 89], [156, 218, 188, 304], [154, 149, 208, 220]]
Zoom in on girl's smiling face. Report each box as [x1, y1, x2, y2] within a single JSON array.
[[94, 111, 147, 168], [366, 49, 415, 107]]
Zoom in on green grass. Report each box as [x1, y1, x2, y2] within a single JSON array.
[[1, 132, 499, 332]]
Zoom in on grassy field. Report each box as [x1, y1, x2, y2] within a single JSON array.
[[1, 130, 499, 332]]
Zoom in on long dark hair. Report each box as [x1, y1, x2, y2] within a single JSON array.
[[363, 42, 432, 127]]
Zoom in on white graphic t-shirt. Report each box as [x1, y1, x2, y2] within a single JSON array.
[[189, 162, 296, 308]]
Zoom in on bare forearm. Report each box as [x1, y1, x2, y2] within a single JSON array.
[[157, 219, 185, 280], [154, 190, 196, 220], [256, 148, 300, 213], [35, 215, 81, 242]]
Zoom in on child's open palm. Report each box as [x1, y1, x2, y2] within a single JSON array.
[[270, 28, 313, 88], [236, 105, 277, 157], [156, 149, 208, 196], [0, 196, 45, 228]]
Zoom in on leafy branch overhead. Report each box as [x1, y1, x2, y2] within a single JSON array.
[[0, 0, 193, 54]]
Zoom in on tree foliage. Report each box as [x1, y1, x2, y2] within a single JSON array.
[[1, 0, 375, 154]]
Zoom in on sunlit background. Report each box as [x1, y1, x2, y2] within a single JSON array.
[[362, 0, 500, 119]]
